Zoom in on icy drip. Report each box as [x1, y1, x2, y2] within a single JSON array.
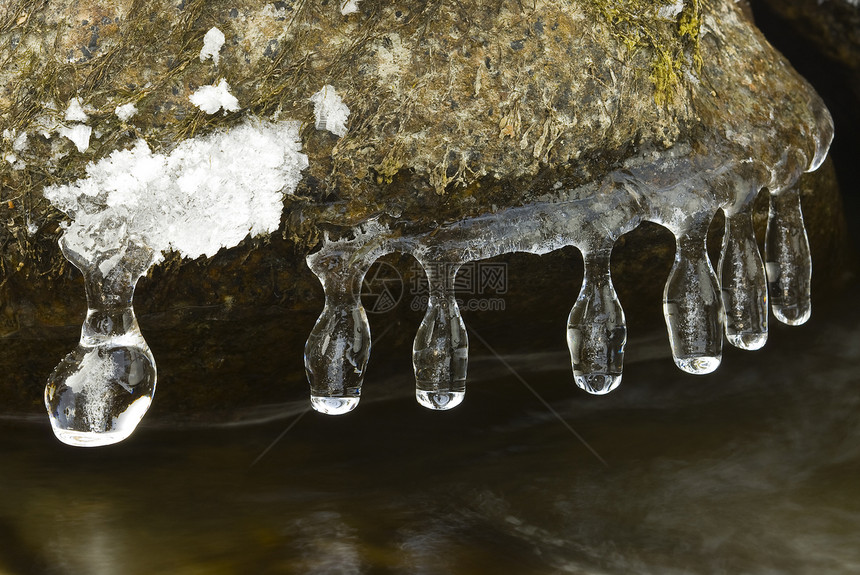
[[413, 259, 468, 410], [45, 238, 157, 447], [719, 185, 768, 350], [303, 147, 831, 411], [42, 120, 309, 444], [567, 244, 626, 394], [765, 186, 812, 326], [663, 220, 724, 375], [304, 251, 372, 415]]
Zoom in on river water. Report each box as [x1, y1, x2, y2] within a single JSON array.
[[1, 290, 859, 574]]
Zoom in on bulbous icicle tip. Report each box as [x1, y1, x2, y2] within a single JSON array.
[[310, 395, 360, 415], [575, 374, 622, 395], [674, 355, 721, 375], [727, 332, 767, 351], [50, 397, 152, 447], [416, 390, 464, 410], [773, 307, 811, 327]]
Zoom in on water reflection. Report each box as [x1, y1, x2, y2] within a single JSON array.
[[1, 297, 859, 574]]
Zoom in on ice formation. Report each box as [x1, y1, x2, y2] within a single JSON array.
[[190, 79, 240, 115], [115, 103, 138, 121], [43, 120, 309, 445], [303, 115, 833, 414], [199, 27, 225, 65], [310, 85, 350, 137]]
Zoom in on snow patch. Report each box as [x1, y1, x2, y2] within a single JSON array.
[[65, 97, 89, 122], [341, 0, 361, 15], [2, 129, 28, 167], [310, 85, 350, 137], [59, 124, 92, 153], [115, 103, 138, 121], [44, 119, 309, 264], [190, 79, 240, 115], [199, 27, 226, 65]]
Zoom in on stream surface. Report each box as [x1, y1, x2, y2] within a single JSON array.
[[1, 290, 859, 574]]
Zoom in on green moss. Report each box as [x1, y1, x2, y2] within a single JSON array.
[[585, 0, 703, 105]]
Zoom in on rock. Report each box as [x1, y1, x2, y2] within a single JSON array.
[[0, 0, 847, 420]]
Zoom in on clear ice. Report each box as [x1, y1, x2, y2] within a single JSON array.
[[412, 259, 468, 409], [719, 167, 769, 350], [304, 111, 834, 413], [567, 246, 626, 395], [45, 238, 157, 447], [42, 120, 308, 445]]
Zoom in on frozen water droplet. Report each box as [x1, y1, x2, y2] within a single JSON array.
[[45, 238, 157, 447], [416, 390, 465, 410], [413, 261, 468, 410], [663, 223, 724, 375], [720, 206, 768, 351], [567, 247, 626, 395], [765, 187, 811, 326], [304, 253, 371, 414], [310, 395, 360, 415]]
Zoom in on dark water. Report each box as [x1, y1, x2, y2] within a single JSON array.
[[2, 297, 860, 575]]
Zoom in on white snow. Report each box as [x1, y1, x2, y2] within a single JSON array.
[[657, 0, 685, 19], [58, 124, 92, 153], [13, 131, 28, 151], [115, 103, 138, 121], [65, 97, 89, 122], [341, 0, 361, 15], [310, 85, 350, 137], [3, 129, 29, 152], [2, 129, 28, 166], [199, 27, 225, 65], [44, 119, 309, 265], [190, 79, 240, 115]]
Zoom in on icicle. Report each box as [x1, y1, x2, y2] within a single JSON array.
[[45, 238, 157, 447], [719, 182, 768, 350], [765, 186, 812, 326], [807, 92, 835, 174], [412, 258, 468, 410], [663, 219, 724, 374], [299, 150, 826, 404], [567, 243, 626, 394], [304, 250, 372, 415]]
